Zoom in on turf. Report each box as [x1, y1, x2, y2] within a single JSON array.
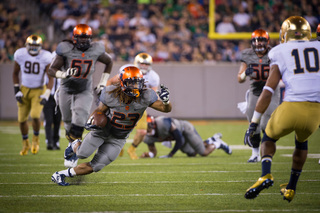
[[0, 120, 319, 213]]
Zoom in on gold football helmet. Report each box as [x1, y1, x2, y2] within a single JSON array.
[[26, 35, 42, 55], [279, 16, 311, 43], [134, 53, 153, 75]]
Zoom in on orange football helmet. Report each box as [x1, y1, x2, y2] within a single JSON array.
[[72, 24, 92, 51], [251, 29, 269, 54], [146, 115, 156, 136], [119, 65, 145, 97]]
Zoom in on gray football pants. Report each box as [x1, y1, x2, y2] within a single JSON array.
[[77, 130, 126, 172], [179, 121, 206, 156], [59, 89, 93, 131]]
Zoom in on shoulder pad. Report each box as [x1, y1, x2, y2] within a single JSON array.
[[56, 41, 74, 56], [91, 42, 106, 55]]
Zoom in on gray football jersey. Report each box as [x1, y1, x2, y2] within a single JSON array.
[[56, 41, 105, 94], [144, 116, 184, 144], [100, 85, 158, 139], [241, 48, 271, 96]]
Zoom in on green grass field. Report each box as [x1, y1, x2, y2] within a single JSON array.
[[0, 120, 319, 213]]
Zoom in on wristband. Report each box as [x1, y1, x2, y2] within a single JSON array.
[[98, 73, 110, 87], [163, 100, 170, 105], [148, 152, 154, 158], [251, 110, 262, 123], [55, 70, 66, 79], [14, 84, 20, 94], [240, 72, 246, 80], [263, 86, 274, 94]]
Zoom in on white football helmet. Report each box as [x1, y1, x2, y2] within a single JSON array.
[[26, 35, 42, 55], [134, 53, 153, 75]]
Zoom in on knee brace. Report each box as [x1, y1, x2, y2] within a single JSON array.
[[295, 139, 308, 150], [66, 124, 84, 141], [251, 134, 261, 148]]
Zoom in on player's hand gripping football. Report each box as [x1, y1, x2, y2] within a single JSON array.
[[85, 115, 101, 131], [157, 84, 170, 105], [244, 122, 258, 147]]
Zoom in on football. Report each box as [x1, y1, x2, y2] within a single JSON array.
[[91, 111, 109, 128]]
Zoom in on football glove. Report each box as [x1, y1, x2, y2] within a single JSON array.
[[244, 122, 258, 147], [84, 115, 101, 131], [66, 68, 77, 78], [14, 85, 23, 103], [40, 89, 51, 105], [94, 85, 105, 96], [15, 91, 23, 103], [245, 65, 254, 76], [157, 84, 170, 104]]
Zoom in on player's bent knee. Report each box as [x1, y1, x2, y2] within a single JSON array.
[[262, 132, 277, 143]]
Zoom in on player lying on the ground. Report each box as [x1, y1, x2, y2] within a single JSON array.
[[140, 115, 232, 158]]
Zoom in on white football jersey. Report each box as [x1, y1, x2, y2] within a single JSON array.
[[268, 40, 320, 102], [143, 69, 160, 89], [14, 48, 53, 88]]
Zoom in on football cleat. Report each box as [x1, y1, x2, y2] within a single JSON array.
[[213, 133, 222, 140], [31, 135, 40, 154], [245, 173, 274, 199], [20, 139, 30, 156], [64, 145, 78, 168], [51, 172, 69, 186], [247, 155, 261, 163], [280, 183, 295, 202], [127, 145, 138, 160], [218, 140, 232, 155]]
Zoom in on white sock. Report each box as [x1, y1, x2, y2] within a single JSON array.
[[59, 168, 77, 177], [252, 147, 260, 156]]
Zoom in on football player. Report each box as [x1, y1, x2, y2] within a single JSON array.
[[237, 29, 280, 163], [48, 24, 113, 168], [140, 115, 232, 158], [51, 65, 172, 186], [106, 53, 160, 160], [244, 16, 320, 202], [13, 34, 54, 155]]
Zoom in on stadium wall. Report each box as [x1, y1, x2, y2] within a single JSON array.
[[0, 63, 250, 120]]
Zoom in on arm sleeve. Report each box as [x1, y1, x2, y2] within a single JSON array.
[[169, 129, 184, 156]]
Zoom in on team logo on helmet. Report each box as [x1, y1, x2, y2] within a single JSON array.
[[279, 16, 311, 43], [134, 53, 153, 75], [72, 24, 92, 51], [119, 65, 145, 97], [26, 35, 42, 55]]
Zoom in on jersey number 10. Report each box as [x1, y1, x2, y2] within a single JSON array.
[[292, 48, 319, 74]]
